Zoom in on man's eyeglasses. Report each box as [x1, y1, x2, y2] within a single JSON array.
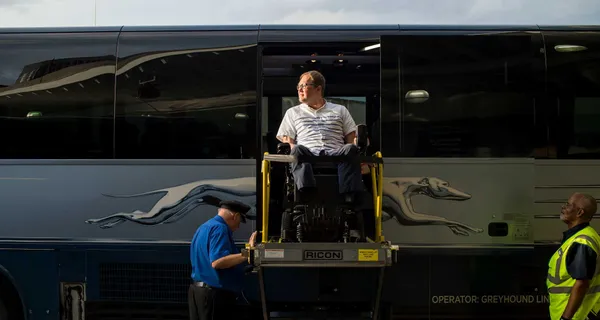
[[297, 83, 315, 90]]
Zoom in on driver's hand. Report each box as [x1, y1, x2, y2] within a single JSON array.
[[249, 231, 257, 247]]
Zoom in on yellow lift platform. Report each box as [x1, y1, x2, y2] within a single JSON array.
[[245, 151, 398, 320]]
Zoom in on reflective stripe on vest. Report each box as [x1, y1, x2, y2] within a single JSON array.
[[547, 226, 600, 320]]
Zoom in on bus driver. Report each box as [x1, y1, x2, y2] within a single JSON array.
[[276, 70, 364, 203]]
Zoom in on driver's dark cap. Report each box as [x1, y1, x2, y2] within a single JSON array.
[[219, 200, 252, 223]]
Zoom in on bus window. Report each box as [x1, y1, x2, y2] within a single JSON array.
[[544, 31, 600, 159], [380, 32, 546, 158], [114, 30, 258, 159], [0, 31, 118, 159]]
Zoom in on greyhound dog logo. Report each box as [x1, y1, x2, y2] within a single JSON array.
[[381, 177, 484, 236], [86, 176, 483, 235], [85, 177, 256, 229]]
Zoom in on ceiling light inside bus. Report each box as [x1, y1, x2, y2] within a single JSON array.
[[27, 111, 42, 118], [405, 90, 429, 104], [362, 43, 380, 51], [334, 54, 346, 67], [235, 113, 248, 119], [554, 44, 588, 52]]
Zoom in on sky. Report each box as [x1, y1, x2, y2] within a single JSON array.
[[0, 0, 599, 27]]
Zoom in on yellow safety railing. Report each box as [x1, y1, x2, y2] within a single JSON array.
[[261, 152, 271, 243], [370, 151, 384, 242]]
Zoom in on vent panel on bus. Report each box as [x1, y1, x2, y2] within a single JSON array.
[[98, 262, 191, 302]]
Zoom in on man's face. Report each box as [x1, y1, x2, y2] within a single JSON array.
[[228, 211, 242, 231], [561, 195, 583, 224], [233, 213, 243, 231], [297, 74, 319, 103]]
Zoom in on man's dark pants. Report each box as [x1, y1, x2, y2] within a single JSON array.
[[290, 144, 364, 194], [188, 283, 237, 320]]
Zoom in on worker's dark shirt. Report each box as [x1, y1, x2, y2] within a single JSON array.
[[190, 215, 245, 292], [563, 222, 598, 280]]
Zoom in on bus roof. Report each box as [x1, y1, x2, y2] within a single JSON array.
[[0, 24, 599, 34]]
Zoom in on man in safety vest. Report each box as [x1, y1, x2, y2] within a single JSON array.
[[547, 192, 600, 320]]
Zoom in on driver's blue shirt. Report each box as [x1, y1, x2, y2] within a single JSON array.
[[190, 215, 245, 292]]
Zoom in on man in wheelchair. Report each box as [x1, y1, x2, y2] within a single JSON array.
[[274, 70, 374, 243]]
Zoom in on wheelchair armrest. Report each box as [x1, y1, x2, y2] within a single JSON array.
[[277, 142, 291, 155], [356, 124, 369, 154]]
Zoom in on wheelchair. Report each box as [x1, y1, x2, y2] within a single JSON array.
[[260, 124, 384, 244]]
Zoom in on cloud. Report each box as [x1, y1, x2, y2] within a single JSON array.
[[0, 0, 598, 27], [0, 0, 94, 27], [0, 0, 34, 6], [461, 0, 600, 25]]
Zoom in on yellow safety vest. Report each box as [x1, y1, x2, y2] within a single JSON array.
[[547, 225, 600, 320]]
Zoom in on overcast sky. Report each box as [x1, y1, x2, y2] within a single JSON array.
[[0, 0, 599, 27]]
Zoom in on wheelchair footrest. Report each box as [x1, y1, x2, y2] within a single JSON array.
[[251, 242, 394, 268]]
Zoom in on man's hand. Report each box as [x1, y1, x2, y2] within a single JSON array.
[[281, 136, 296, 150], [561, 279, 589, 319], [249, 231, 257, 247], [360, 163, 371, 175]]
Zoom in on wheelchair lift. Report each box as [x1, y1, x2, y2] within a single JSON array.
[[247, 150, 398, 320]]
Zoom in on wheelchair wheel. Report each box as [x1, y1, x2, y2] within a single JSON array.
[[280, 209, 293, 242], [355, 210, 366, 242]]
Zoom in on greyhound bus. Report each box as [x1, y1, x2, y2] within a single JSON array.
[[0, 23, 598, 319]]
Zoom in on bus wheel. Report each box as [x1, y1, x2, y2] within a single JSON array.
[[0, 278, 23, 320], [0, 298, 7, 320]]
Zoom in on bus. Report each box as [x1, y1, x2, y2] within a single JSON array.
[[0, 23, 598, 320]]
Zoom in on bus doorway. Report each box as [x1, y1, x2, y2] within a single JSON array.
[[259, 42, 382, 238], [252, 42, 392, 319]]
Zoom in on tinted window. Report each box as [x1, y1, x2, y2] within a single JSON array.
[[544, 31, 600, 159], [0, 32, 118, 158], [381, 33, 546, 157], [114, 31, 258, 159]]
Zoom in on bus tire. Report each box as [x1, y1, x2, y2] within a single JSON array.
[[0, 275, 24, 320], [0, 299, 7, 320]]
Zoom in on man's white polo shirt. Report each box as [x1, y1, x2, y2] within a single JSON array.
[[276, 100, 357, 156]]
